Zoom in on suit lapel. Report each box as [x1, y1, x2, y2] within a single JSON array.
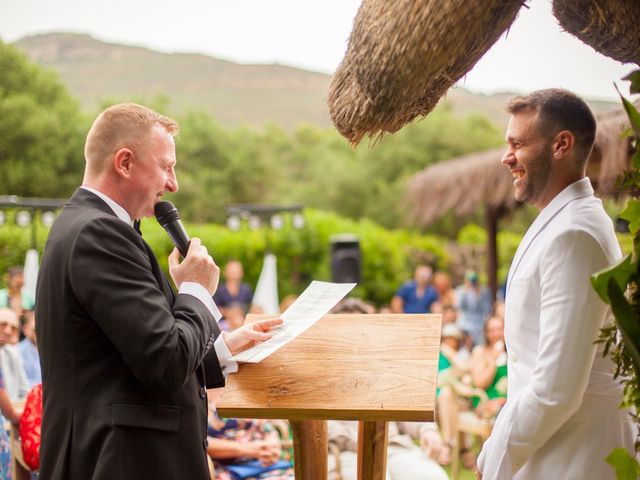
[[135, 224, 176, 304], [507, 178, 595, 289]]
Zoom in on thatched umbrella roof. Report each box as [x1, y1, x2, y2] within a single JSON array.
[[329, 0, 640, 145], [553, 0, 640, 65], [328, 0, 525, 145], [405, 104, 635, 226]]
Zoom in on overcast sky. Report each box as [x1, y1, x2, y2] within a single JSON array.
[[0, 0, 634, 101]]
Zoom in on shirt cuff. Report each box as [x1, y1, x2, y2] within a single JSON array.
[[179, 282, 222, 321], [214, 333, 238, 376]]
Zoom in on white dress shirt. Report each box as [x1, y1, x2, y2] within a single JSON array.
[[81, 187, 237, 375]]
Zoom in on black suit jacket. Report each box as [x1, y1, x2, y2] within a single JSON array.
[[35, 189, 225, 480]]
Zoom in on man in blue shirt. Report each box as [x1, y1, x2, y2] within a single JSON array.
[[391, 265, 439, 314]]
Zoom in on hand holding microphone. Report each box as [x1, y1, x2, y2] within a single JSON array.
[[156, 201, 219, 294]]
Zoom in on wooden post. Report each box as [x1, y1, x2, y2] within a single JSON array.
[[290, 419, 328, 479], [486, 205, 499, 304], [357, 421, 388, 480]]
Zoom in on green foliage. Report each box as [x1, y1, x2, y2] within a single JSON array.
[[606, 448, 640, 480], [1, 39, 503, 236], [592, 70, 640, 471], [0, 209, 448, 306], [0, 211, 52, 287], [621, 200, 640, 235], [457, 223, 487, 246], [163, 105, 503, 230], [623, 70, 640, 95], [607, 279, 640, 381], [497, 230, 523, 283], [592, 254, 638, 304], [0, 40, 87, 198]]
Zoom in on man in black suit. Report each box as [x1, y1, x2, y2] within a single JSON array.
[[35, 103, 281, 479]]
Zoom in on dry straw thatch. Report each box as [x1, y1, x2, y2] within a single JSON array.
[[553, 0, 640, 65], [405, 104, 634, 226], [328, 0, 525, 145]]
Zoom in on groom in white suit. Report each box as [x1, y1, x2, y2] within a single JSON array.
[[477, 89, 635, 480]]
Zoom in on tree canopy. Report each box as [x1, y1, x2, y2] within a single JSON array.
[[0, 39, 504, 236], [0, 40, 86, 197]]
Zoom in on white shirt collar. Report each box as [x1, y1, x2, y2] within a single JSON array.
[[80, 187, 133, 226]]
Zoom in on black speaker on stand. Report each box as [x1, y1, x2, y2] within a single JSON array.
[[330, 234, 361, 283]]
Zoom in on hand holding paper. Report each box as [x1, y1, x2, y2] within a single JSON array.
[[223, 317, 284, 355], [233, 281, 356, 363]]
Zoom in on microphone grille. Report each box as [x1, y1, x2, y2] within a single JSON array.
[[154, 201, 179, 225]]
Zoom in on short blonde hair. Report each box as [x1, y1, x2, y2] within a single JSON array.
[[84, 103, 179, 176]]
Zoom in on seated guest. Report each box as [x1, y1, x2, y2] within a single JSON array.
[[391, 265, 438, 314], [207, 390, 293, 480], [17, 310, 41, 387], [330, 297, 373, 314], [328, 420, 448, 480], [470, 316, 507, 419], [218, 302, 247, 332], [436, 316, 507, 471], [432, 271, 456, 308], [213, 260, 253, 317], [441, 304, 458, 326], [455, 270, 491, 346], [430, 301, 443, 316], [437, 324, 468, 385], [0, 308, 31, 401], [0, 368, 21, 479], [435, 324, 471, 466], [0, 266, 35, 318]]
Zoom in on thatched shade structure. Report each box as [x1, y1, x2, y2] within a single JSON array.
[[329, 0, 640, 145], [553, 0, 640, 65], [405, 104, 635, 299], [328, 0, 525, 145]]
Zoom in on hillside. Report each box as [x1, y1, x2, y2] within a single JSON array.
[[14, 33, 331, 128], [13, 33, 616, 129]]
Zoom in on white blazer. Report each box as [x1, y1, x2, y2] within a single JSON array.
[[478, 178, 635, 480]]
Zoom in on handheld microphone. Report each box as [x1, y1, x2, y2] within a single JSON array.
[[154, 201, 190, 257]]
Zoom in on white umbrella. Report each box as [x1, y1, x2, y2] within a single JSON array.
[[251, 253, 279, 315], [23, 248, 39, 302]]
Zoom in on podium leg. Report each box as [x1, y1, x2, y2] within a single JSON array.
[[290, 419, 328, 479], [357, 421, 388, 480]]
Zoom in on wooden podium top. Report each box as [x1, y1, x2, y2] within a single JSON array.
[[217, 313, 441, 422]]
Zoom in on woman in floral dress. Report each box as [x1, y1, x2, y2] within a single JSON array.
[[207, 413, 294, 480]]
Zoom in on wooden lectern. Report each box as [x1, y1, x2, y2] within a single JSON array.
[[217, 313, 441, 480]]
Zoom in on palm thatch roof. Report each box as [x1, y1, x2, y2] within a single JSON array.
[[328, 0, 525, 145], [553, 0, 640, 65], [329, 0, 640, 145], [405, 105, 634, 226]]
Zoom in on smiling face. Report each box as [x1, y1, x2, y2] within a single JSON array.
[[502, 110, 554, 210], [125, 125, 179, 219]]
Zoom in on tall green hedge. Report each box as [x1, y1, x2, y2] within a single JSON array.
[[0, 208, 449, 306]]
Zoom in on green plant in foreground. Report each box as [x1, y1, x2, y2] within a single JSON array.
[[591, 69, 640, 480]]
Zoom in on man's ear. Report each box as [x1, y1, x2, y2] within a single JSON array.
[[113, 148, 134, 178], [552, 130, 575, 160]]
